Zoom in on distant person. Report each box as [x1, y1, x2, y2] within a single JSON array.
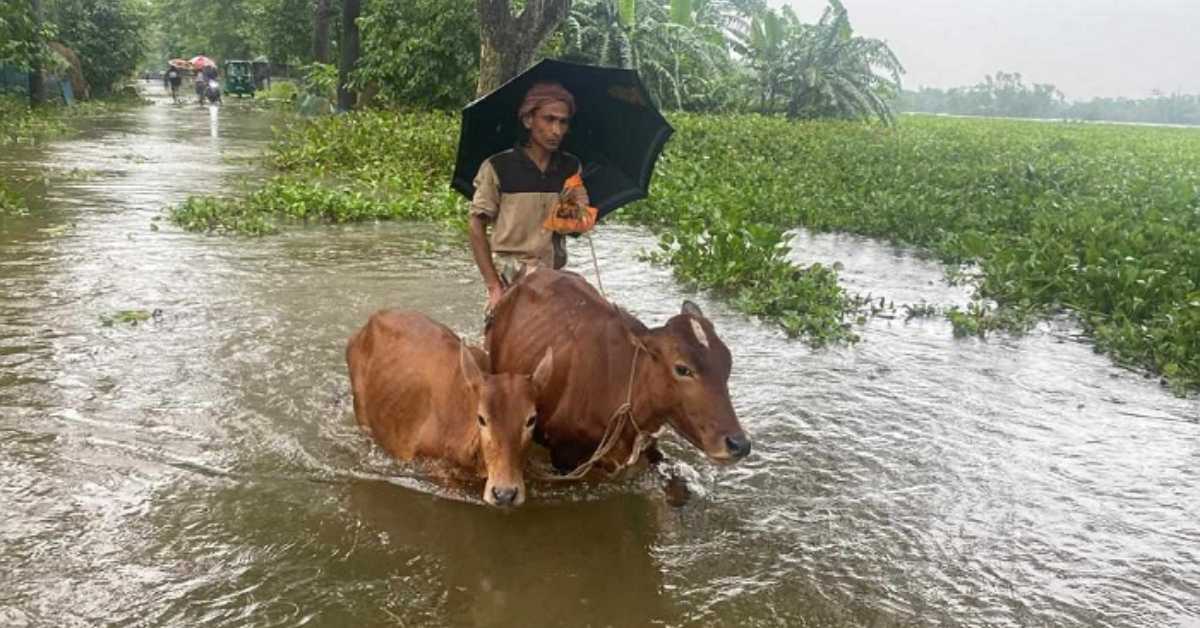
[[194, 70, 206, 105], [164, 65, 182, 103]]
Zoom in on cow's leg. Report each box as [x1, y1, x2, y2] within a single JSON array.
[[644, 441, 666, 466], [662, 472, 691, 507], [549, 440, 595, 475], [645, 442, 693, 507]]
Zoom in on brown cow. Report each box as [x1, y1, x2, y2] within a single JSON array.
[[347, 310, 553, 507], [487, 269, 750, 476]]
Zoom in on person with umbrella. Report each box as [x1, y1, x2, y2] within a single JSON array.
[[193, 66, 207, 104], [468, 82, 596, 313], [455, 60, 674, 314]]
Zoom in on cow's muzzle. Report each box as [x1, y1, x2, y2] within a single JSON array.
[[725, 433, 752, 459], [485, 484, 523, 508]]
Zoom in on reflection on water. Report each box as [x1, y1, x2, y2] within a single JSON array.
[[1, 89, 1198, 627], [348, 482, 670, 627]]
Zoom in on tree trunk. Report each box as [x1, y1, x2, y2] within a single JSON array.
[[476, 0, 572, 96], [337, 0, 361, 111], [313, 0, 332, 64], [28, 0, 48, 106]]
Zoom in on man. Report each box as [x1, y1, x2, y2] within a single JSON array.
[[469, 82, 594, 313], [193, 69, 206, 105], [164, 65, 182, 103]]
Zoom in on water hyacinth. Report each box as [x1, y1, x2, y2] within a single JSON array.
[[167, 111, 1200, 391]]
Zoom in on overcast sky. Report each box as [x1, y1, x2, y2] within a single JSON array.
[[776, 0, 1200, 100]]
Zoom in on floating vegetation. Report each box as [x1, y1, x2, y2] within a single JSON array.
[[166, 111, 1200, 389], [903, 301, 940, 320], [0, 181, 26, 216], [1, 94, 146, 146], [100, 308, 162, 326]]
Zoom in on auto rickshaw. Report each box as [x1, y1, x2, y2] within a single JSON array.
[[223, 60, 255, 98]]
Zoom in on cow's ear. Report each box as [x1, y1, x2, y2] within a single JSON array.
[[460, 344, 485, 390], [681, 300, 704, 319], [530, 347, 554, 392]]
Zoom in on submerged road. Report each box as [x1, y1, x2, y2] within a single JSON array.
[[1, 89, 1197, 627]]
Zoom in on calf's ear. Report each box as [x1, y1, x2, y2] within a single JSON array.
[[681, 300, 704, 319], [530, 347, 554, 392], [460, 344, 485, 390]]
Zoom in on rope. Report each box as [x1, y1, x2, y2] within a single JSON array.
[[529, 343, 653, 482]]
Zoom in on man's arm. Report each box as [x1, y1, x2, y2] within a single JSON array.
[[469, 159, 504, 310], [469, 215, 504, 310]]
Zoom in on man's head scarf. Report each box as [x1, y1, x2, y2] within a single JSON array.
[[518, 82, 576, 120]]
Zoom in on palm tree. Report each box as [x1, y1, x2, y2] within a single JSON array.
[[562, 0, 632, 68], [774, 0, 904, 123], [563, 0, 727, 110]]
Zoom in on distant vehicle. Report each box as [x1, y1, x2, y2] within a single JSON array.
[[223, 60, 255, 98], [205, 78, 221, 104]]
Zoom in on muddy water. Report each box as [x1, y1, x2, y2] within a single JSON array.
[[1, 91, 1198, 627]]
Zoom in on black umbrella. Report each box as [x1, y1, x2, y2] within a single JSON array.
[[451, 58, 674, 220]]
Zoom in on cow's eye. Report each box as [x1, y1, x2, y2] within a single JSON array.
[[525, 414, 538, 429], [674, 364, 694, 378], [477, 415, 487, 427]]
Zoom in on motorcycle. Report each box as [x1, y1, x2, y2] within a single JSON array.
[[205, 78, 222, 105]]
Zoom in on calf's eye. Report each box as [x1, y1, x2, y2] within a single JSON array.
[[674, 364, 694, 378], [477, 415, 487, 427], [525, 414, 538, 428]]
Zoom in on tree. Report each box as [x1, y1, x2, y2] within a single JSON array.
[[153, 0, 253, 62], [2, 0, 58, 104], [897, 72, 1067, 119], [28, 0, 48, 105], [563, 0, 727, 110], [351, 0, 479, 108], [48, 0, 150, 97], [562, 0, 631, 67], [752, 0, 902, 123], [337, 0, 359, 110], [246, 0, 314, 66], [746, 4, 787, 111], [314, 0, 332, 63], [476, 0, 573, 95]]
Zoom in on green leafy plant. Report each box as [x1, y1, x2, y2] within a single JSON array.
[[165, 110, 1200, 390]]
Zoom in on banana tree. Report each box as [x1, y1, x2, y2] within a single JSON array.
[[563, 0, 725, 110], [778, 0, 903, 123], [746, 5, 790, 112]]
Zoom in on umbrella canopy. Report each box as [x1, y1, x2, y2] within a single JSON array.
[[189, 55, 215, 68], [167, 58, 194, 71], [452, 59, 673, 220]]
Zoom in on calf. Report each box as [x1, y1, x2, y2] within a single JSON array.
[[347, 310, 552, 507]]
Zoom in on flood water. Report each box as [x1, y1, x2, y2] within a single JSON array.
[[2, 90, 1198, 627]]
